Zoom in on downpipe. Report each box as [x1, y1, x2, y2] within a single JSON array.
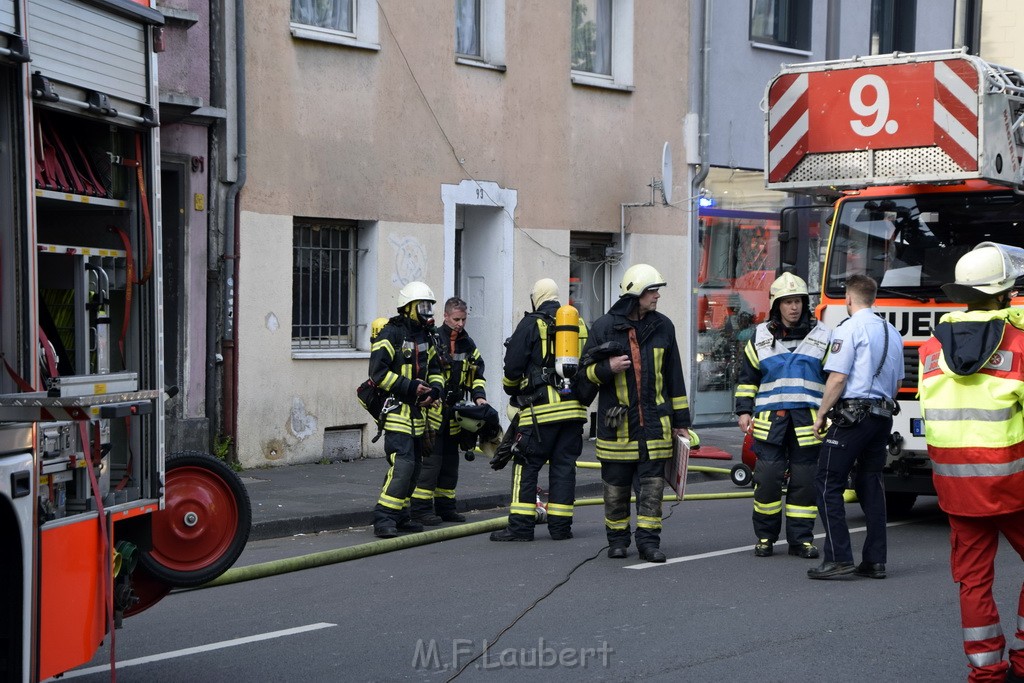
[[198, 489, 754, 589]]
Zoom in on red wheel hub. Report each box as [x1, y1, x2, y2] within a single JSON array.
[[149, 465, 240, 572]]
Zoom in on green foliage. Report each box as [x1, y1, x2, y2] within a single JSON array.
[[213, 434, 242, 472]]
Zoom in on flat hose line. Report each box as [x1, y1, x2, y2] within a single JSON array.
[[196, 490, 754, 589]]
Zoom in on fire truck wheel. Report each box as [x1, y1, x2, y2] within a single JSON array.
[[140, 451, 252, 588], [730, 463, 753, 488]]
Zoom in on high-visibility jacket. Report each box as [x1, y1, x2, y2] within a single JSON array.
[[734, 321, 831, 447], [427, 323, 486, 433], [919, 308, 1024, 517], [369, 315, 445, 437], [578, 296, 691, 461], [502, 299, 588, 424]]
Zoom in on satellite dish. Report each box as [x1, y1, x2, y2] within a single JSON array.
[[661, 142, 673, 205]]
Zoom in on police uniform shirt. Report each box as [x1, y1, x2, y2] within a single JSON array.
[[823, 308, 904, 400]]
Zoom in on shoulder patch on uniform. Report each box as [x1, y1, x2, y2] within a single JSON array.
[[830, 340, 843, 354], [984, 351, 1013, 371], [922, 352, 941, 374]]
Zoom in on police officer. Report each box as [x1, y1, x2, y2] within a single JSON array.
[[577, 264, 692, 563], [808, 274, 903, 579], [411, 297, 488, 525], [920, 242, 1024, 682], [735, 273, 831, 559], [368, 281, 445, 539], [490, 278, 587, 542]]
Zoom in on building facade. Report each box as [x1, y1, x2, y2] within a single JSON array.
[[234, 1, 694, 466]]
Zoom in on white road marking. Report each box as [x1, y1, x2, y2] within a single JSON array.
[[625, 519, 922, 569], [55, 622, 338, 678]]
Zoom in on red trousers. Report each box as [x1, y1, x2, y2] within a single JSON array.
[[949, 510, 1024, 682]]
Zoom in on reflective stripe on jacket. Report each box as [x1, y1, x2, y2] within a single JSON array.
[[920, 308, 1024, 516], [734, 321, 830, 446], [578, 297, 690, 461], [369, 317, 444, 437], [502, 300, 588, 424]]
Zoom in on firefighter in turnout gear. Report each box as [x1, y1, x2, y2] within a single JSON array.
[[735, 273, 831, 559], [920, 243, 1024, 683], [490, 278, 588, 542], [576, 264, 692, 563], [369, 281, 445, 538], [411, 297, 488, 525]]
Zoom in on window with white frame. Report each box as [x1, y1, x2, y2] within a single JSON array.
[[292, 219, 357, 351], [291, 0, 380, 50], [570, 0, 633, 90], [455, 0, 506, 69], [749, 0, 811, 53]]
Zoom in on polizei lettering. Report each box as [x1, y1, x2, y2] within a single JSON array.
[[876, 309, 946, 340]]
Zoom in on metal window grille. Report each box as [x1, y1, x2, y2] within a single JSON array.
[[292, 220, 356, 350]]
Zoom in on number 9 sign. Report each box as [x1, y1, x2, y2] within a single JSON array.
[[808, 63, 933, 152]]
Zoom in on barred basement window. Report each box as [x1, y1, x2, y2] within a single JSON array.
[[292, 219, 357, 350]]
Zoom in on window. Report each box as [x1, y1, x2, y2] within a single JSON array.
[[455, 0, 505, 70], [291, 0, 379, 50], [953, 0, 981, 54], [749, 0, 811, 52], [292, 220, 357, 351], [870, 0, 916, 55], [456, 0, 480, 57], [570, 0, 633, 90], [292, 0, 353, 34]]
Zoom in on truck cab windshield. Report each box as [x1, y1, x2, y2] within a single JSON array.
[[824, 191, 1024, 300]]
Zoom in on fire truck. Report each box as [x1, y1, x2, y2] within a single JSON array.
[[0, 1, 250, 680], [764, 49, 1024, 515]]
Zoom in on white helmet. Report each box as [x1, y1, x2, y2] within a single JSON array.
[[943, 242, 1024, 302], [619, 264, 666, 297], [768, 272, 809, 307], [396, 281, 436, 309]]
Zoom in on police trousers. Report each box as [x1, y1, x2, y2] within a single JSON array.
[[506, 420, 584, 538], [374, 432, 423, 527], [815, 413, 890, 565], [948, 510, 1024, 683]]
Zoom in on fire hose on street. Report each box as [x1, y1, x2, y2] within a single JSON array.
[[199, 462, 752, 589]]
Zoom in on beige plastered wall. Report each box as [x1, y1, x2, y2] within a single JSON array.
[[237, 1, 691, 467]]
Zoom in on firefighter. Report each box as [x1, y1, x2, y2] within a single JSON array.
[[919, 242, 1024, 683], [490, 278, 588, 542], [735, 272, 831, 559], [576, 264, 692, 562], [369, 281, 445, 539], [411, 297, 488, 525], [809, 274, 903, 579]]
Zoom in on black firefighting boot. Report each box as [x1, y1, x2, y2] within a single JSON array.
[[410, 491, 443, 526], [635, 477, 665, 562], [434, 495, 466, 523]]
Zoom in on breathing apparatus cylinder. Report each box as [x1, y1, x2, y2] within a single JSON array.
[[554, 304, 580, 392]]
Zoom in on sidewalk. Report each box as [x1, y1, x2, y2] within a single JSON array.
[[240, 426, 745, 541]]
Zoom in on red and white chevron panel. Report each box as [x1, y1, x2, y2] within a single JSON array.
[[767, 56, 980, 184]]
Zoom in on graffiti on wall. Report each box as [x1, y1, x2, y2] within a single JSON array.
[[389, 233, 427, 286]]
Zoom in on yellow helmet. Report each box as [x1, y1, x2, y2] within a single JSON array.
[[620, 264, 667, 297], [370, 317, 389, 340], [768, 272, 808, 307]]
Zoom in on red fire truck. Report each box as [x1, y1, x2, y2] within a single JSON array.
[[0, 1, 249, 680], [763, 50, 1024, 514]]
